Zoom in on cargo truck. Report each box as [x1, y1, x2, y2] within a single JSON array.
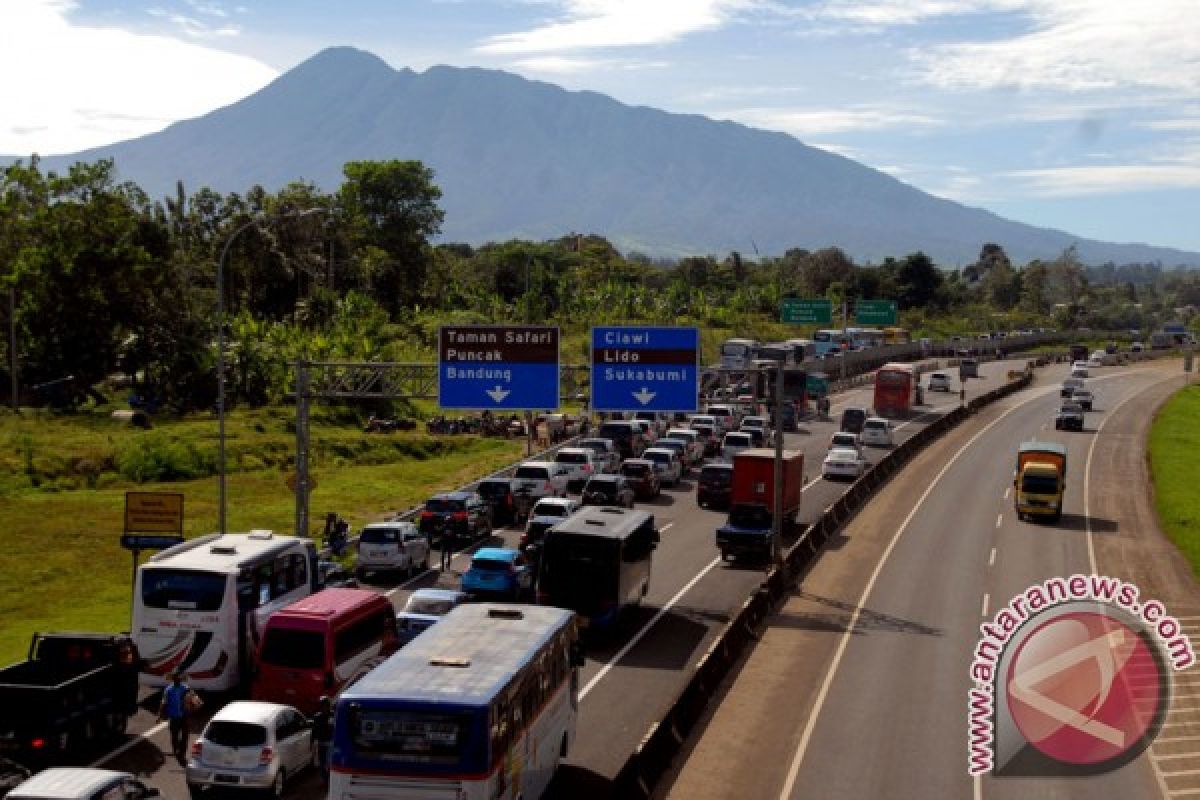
[[715, 449, 803, 562], [1013, 441, 1068, 522]]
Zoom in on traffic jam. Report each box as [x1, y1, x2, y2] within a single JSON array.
[[0, 327, 1065, 799]]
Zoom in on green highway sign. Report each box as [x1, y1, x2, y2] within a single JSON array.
[[781, 298, 832, 325], [855, 299, 897, 326]]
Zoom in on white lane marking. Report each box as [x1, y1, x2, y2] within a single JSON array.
[[580, 557, 721, 700], [996, 514, 1003, 528], [981, 594, 990, 617], [661, 522, 675, 532], [91, 721, 166, 767], [988, 548, 997, 567], [1156, 736, 1200, 745], [776, 385, 1056, 800], [1004, 487, 1010, 500]]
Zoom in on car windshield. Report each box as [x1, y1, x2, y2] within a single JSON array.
[[260, 628, 325, 668], [531, 501, 567, 517], [514, 466, 550, 480], [700, 467, 732, 485], [556, 452, 588, 464], [471, 558, 512, 572], [205, 720, 268, 748], [360, 527, 401, 544], [141, 569, 227, 612], [725, 435, 751, 446], [621, 464, 651, 477], [425, 498, 464, 513], [864, 421, 886, 431], [645, 451, 670, 464], [729, 504, 771, 528], [476, 482, 511, 499], [404, 596, 456, 615]]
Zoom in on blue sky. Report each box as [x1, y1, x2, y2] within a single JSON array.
[[4, 0, 1200, 254]]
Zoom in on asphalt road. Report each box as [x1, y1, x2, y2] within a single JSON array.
[[660, 358, 1194, 800], [80, 358, 1026, 798]]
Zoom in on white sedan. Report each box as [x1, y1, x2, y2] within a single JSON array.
[[822, 447, 867, 481]]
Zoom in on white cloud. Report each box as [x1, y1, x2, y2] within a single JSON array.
[[729, 106, 942, 136], [477, 0, 754, 53], [1007, 165, 1200, 195], [514, 55, 605, 74], [147, 7, 239, 38], [0, 0, 277, 155]]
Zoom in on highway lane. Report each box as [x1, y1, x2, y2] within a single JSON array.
[[89, 359, 1020, 798], [659, 359, 1184, 800]]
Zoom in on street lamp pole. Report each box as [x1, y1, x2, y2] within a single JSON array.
[[216, 208, 326, 536]]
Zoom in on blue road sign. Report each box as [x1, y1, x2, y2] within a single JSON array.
[[591, 326, 699, 412], [120, 534, 185, 551], [438, 325, 560, 410]]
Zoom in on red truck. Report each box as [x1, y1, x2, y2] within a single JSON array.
[[715, 448, 804, 563]]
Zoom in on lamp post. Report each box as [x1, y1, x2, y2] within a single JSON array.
[[216, 208, 326, 535]]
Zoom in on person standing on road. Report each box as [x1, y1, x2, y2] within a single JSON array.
[[960, 385, 966, 405], [312, 696, 333, 784], [158, 671, 194, 765], [440, 531, 454, 573]]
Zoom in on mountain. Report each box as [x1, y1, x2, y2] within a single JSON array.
[[10, 46, 1200, 266]]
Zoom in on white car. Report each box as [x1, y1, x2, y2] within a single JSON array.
[[512, 461, 570, 499], [577, 437, 620, 473], [740, 415, 772, 443], [396, 588, 467, 645], [8, 769, 161, 800], [860, 417, 893, 447], [187, 701, 315, 798], [642, 447, 684, 487], [663, 429, 705, 466], [822, 447, 866, 481], [1071, 361, 1089, 378], [631, 419, 659, 446], [927, 372, 952, 392], [705, 404, 739, 433], [356, 521, 430, 580], [651, 438, 691, 475], [553, 447, 599, 491], [720, 431, 754, 463], [689, 414, 721, 434], [527, 496, 580, 528], [829, 431, 863, 457]]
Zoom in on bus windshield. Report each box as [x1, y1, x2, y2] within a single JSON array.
[[541, 535, 617, 608], [140, 569, 227, 612], [349, 707, 475, 764]]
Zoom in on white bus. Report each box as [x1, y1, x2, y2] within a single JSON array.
[[132, 531, 320, 691], [784, 338, 818, 363], [331, 604, 584, 800], [719, 338, 760, 370]]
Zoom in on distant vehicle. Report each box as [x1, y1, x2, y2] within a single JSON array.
[[715, 449, 803, 562], [186, 700, 314, 798], [513, 461, 571, 500], [642, 447, 683, 487], [720, 431, 755, 462], [1061, 377, 1084, 397], [134, 532, 320, 691], [650, 438, 691, 475], [689, 422, 720, 457], [395, 589, 467, 646], [634, 411, 668, 436], [355, 521, 430, 580], [927, 372, 952, 392], [7, 769, 159, 800], [577, 437, 621, 473], [0, 633, 139, 763], [581, 474, 637, 508], [704, 404, 739, 433], [1150, 332, 1175, 350], [1069, 343, 1089, 362], [848, 327, 885, 349], [813, 329, 851, 356], [829, 431, 863, 456], [1073, 389, 1094, 411], [958, 357, 980, 380], [595, 420, 645, 459], [771, 402, 798, 433], [617, 459, 660, 500], [554, 447, 599, 492], [1014, 441, 1067, 522], [784, 338, 818, 363], [883, 327, 911, 345], [252, 588, 397, 715], [461, 548, 533, 601], [1131, 341, 1145, 353], [873, 363, 916, 418], [329, 605, 583, 800], [720, 338, 760, 370], [418, 491, 492, 545], [1087, 352, 1104, 368], [822, 447, 867, 481], [662, 428, 705, 466], [696, 462, 735, 510], [522, 497, 580, 545], [1055, 401, 1085, 432], [1105, 341, 1119, 355], [538, 507, 659, 628], [840, 406, 869, 434], [739, 415, 771, 441], [860, 417, 894, 448], [475, 477, 521, 527], [1071, 362, 1089, 378]]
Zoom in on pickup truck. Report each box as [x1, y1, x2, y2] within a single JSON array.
[[1014, 441, 1067, 522], [716, 449, 803, 563], [0, 633, 140, 763]]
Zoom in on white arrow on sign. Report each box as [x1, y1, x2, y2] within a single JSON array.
[[486, 385, 511, 403], [632, 387, 657, 406]]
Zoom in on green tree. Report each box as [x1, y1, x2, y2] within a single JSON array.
[[893, 251, 943, 310]]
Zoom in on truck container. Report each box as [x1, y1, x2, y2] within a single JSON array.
[[1013, 441, 1068, 522], [0, 633, 140, 763], [715, 449, 803, 562]]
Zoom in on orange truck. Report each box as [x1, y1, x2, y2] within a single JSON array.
[[715, 448, 803, 562], [1013, 441, 1068, 522]]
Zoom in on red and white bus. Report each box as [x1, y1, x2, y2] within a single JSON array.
[[873, 362, 916, 418]]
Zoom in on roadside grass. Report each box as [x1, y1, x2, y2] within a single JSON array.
[[0, 407, 525, 664], [1149, 384, 1200, 576]]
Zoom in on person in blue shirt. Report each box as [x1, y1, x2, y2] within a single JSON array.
[[158, 671, 193, 764]]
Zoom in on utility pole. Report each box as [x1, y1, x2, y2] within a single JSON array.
[[8, 285, 17, 411], [772, 363, 785, 567]]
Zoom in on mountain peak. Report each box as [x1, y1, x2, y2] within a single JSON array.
[[285, 46, 397, 81]]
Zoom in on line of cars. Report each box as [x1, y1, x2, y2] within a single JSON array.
[[1056, 359, 1100, 431]]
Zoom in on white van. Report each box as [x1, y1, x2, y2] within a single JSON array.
[[356, 521, 430, 579]]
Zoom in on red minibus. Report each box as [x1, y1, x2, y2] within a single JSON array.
[[873, 362, 916, 418], [251, 587, 396, 714]]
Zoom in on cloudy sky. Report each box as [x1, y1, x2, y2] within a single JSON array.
[[3, 0, 1199, 252]]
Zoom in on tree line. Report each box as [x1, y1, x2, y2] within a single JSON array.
[[2, 156, 1196, 411]]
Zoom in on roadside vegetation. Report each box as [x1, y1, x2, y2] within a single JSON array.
[[1149, 385, 1200, 576]]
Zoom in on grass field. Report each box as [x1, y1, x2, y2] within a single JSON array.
[[1149, 384, 1200, 576], [0, 406, 525, 664]]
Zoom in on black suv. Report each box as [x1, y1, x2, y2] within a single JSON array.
[[697, 463, 734, 509], [581, 475, 636, 508], [596, 420, 644, 459], [475, 477, 520, 527], [840, 406, 868, 434], [419, 491, 492, 544]]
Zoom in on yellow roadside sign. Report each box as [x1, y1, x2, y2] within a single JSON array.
[[124, 492, 184, 534]]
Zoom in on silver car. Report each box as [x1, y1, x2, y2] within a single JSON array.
[[187, 701, 314, 798], [7, 769, 160, 800], [356, 521, 430, 580], [642, 447, 683, 487]]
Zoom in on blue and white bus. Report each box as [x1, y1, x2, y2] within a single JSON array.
[[329, 604, 583, 800], [847, 327, 885, 349], [813, 329, 850, 356], [719, 338, 760, 370]]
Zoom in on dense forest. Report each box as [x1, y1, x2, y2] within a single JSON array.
[[2, 156, 1197, 412]]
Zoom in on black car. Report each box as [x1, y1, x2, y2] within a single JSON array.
[[476, 477, 519, 527], [840, 406, 868, 434], [690, 423, 719, 457], [419, 491, 492, 543], [581, 474, 636, 508], [1055, 402, 1085, 432], [697, 463, 734, 509], [771, 402, 798, 433]]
